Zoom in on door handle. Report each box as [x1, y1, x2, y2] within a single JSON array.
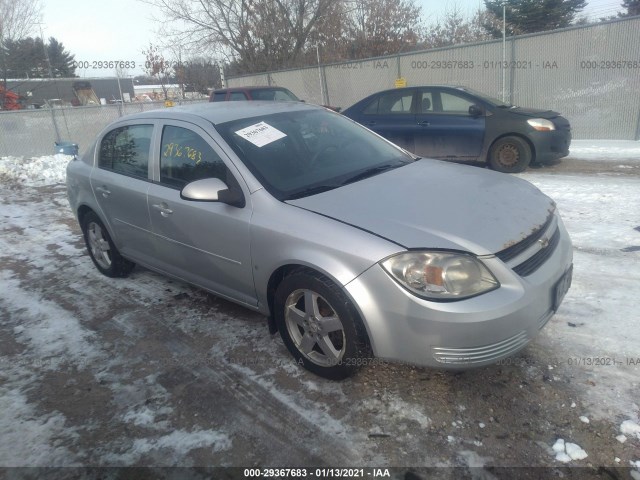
[[417, 121, 430, 127], [366, 121, 377, 127], [152, 203, 173, 217], [95, 186, 111, 197]]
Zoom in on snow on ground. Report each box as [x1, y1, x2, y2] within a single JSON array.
[[0, 154, 71, 186], [568, 140, 640, 161], [519, 171, 640, 421], [1, 148, 639, 468]]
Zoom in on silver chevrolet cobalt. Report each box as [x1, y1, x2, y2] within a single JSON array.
[[67, 101, 573, 379]]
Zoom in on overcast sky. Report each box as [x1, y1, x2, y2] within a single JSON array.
[[39, 0, 625, 78]]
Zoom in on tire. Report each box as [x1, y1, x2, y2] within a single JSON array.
[[274, 269, 371, 380], [488, 136, 532, 173], [81, 211, 135, 277]]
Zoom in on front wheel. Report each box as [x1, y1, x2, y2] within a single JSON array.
[[488, 136, 532, 173], [274, 270, 371, 380]]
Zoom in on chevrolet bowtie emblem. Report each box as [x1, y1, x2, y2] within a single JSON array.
[[538, 237, 550, 248]]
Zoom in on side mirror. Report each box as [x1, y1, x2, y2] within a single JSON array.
[[469, 105, 484, 117], [181, 178, 245, 207]]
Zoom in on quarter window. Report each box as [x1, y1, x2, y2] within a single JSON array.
[[99, 124, 153, 179], [229, 92, 247, 101], [212, 92, 227, 101], [440, 92, 474, 114], [160, 126, 229, 189]]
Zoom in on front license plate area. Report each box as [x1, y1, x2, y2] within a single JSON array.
[[553, 264, 573, 311]]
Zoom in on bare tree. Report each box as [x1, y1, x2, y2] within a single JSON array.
[[423, 6, 492, 49], [346, 0, 422, 58], [142, 43, 174, 100], [141, 0, 342, 73], [0, 0, 42, 107]]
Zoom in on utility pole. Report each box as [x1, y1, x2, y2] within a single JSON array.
[[502, 4, 507, 103]]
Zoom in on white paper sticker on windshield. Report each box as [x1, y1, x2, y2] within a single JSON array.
[[234, 121, 286, 147]]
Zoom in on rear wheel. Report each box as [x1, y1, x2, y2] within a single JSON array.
[[81, 211, 135, 277], [488, 136, 532, 173], [274, 270, 370, 380]]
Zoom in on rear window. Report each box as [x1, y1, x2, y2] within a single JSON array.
[[252, 89, 299, 101], [211, 92, 227, 102]]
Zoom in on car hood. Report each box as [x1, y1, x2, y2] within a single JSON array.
[[507, 106, 560, 119], [287, 160, 555, 255]]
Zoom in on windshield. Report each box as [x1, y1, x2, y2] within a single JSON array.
[[456, 87, 513, 108], [216, 109, 413, 200], [252, 88, 299, 101]]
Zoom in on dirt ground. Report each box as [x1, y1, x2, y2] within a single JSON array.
[[0, 157, 639, 479]]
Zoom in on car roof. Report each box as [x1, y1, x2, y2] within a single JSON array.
[[372, 85, 466, 95], [212, 86, 292, 93], [116, 101, 319, 125]]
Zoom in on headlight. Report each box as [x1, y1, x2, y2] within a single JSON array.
[[527, 118, 555, 131], [381, 251, 499, 301]]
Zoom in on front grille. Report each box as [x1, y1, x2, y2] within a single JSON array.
[[513, 227, 561, 276], [432, 331, 529, 365], [496, 213, 554, 263]]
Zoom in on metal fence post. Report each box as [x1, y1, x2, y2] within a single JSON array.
[[49, 107, 61, 143], [321, 64, 330, 106]]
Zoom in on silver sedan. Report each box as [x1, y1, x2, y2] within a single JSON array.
[[67, 101, 573, 379]]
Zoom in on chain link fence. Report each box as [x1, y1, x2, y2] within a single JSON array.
[[0, 98, 209, 158], [228, 16, 640, 140]]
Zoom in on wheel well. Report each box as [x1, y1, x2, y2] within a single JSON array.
[[488, 133, 536, 164], [265, 264, 372, 355], [77, 205, 94, 226], [266, 264, 310, 333]]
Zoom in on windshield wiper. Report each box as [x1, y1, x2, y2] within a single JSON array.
[[339, 163, 404, 186], [285, 184, 342, 200]]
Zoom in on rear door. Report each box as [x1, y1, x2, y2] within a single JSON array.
[[413, 88, 485, 160], [355, 89, 418, 152], [90, 122, 157, 264], [146, 121, 256, 307]]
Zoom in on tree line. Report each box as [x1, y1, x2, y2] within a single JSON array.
[[1, 0, 638, 95], [144, 0, 640, 75]]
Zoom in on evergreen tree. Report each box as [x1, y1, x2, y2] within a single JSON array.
[[621, 0, 640, 16], [46, 37, 75, 77], [483, 0, 587, 38], [3, 36, 75, 78]]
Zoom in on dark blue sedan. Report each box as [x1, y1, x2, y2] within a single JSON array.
[[342, 86, 571, 173]]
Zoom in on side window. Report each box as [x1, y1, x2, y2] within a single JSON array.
[[160, 125, 229, 189], [229, 92, 247, 101], [419, 92, 434, 113], [212, 92, 227, 101], [440, 92, 474, 114], [99, 124, 153, 179], [377, 91, 414, 114]]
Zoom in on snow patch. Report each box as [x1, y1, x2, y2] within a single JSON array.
[[0, 154, 71, 186], [104, 429, 231, 464], [0, 388, 78, 466], [551, 438, 588, 462], [621, 420, 640, 440], [1, 273, 102, 368], [568, 140, 640, 161]]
